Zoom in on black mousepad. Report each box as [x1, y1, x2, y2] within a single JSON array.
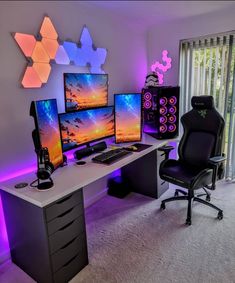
[[124, 143, 152, 152]]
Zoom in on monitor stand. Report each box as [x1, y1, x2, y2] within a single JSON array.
[[73, 141, 107, 160]]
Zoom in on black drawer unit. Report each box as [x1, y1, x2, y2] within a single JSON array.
[[49, 215, 85, 254], [53, 248, 88, 283], [51, 233, 86, 272], [1, 189, 88, 283], [121, 149, 169, 198], [45, 190, 83, 222], [47, 203, 84, 236]]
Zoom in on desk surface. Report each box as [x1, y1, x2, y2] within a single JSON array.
[[0, 134, 172, 208]]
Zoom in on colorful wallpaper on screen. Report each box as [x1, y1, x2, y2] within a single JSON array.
[[115, 94, 142, 143], [36, 99, 63, 168], [64, 73, 108, 111], [60, 107, 114, 151]]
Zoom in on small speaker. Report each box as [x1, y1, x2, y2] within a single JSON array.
[[74, 141, 107, 160], [142, 86, 180, 139]]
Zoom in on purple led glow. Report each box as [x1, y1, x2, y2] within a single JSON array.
[[144, 101, 152, 109], [168, 114, 177, 123], [143, 124, 158, 134], [159, 116, 167, 124], [168, 124, 176, 132], [151, 50, 172, 85], [169, 106, 176, 114], [0, 197, 9, 252], [144, 92, 152, 100], [159, 124, 167, 133], [159, 97, 167, 106], [169, 96, 177, 105], [0, 165, 36, 183], [160, 106, 167, 115], [0, 164, 37, 257]]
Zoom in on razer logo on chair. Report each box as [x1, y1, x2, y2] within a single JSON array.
[[198, 110, 207, 118]]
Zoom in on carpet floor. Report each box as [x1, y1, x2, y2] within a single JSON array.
[[1, 181, 235, 283]]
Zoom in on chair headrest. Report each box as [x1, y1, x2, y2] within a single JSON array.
[[191, 96, 214, 110]]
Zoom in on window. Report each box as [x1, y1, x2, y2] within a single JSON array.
[[179, 32, 235, 180]]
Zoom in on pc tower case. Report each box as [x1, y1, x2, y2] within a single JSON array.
[[142, 86, 180, 139]]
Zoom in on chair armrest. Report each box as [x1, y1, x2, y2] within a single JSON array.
[[158, 145, 174, 153], [208, 155, 226, 190], [209, 155, 226, 165], [158, 145, 175, 160]]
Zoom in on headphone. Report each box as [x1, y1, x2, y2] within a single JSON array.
[[37, 147, 54, 180]]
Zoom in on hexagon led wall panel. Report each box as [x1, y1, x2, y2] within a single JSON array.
[[151, 50, 172, 85], [13, 16, 108, 88]]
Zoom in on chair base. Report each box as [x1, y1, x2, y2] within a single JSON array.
[[161, 189, 223, 225]]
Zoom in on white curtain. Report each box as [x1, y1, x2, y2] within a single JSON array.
[[179, 32, 235, 180]]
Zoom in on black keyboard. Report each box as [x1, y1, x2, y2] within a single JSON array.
[[92, 148, 132, 165]]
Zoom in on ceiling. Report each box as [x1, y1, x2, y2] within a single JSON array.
[[81, 1, 235, 30]]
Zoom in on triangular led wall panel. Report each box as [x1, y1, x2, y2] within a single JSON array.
[[14, 16, 108, 88]]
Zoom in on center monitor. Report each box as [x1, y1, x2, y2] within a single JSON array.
[[114, 93, 142, 143], [59, 106, 114, 152], [64, 73, 108, 112]]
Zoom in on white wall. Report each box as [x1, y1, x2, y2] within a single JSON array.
[[0, 1, 147, 263], [147, 7, 235, 86], [0, 1, 147, 180]]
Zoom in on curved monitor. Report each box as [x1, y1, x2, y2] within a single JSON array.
[[64, 73, 108, 112], [31, 99, 64, 169], [115, 93, 142, 143], [59, 106, 114, 152]]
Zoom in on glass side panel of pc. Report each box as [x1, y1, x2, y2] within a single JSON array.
[[59, 106, 114, 152], [115, 93, 142, 143], [34, 99, 64, 169], [64, 73, 108, 112]]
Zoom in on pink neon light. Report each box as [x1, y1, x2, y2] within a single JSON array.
[[0, 166, 36, 183], [151, 50, 172, 85], [0, 165, 36, 255], [0, 196, 9, 251]]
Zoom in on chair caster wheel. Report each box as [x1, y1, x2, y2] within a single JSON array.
[[186, 220, 191, 225], [217, 211, 223, 220], [160, 203, 166, 210], [185, 219, 191, 225], [206, 195, 211, 202], [174, 191, 179, 197]]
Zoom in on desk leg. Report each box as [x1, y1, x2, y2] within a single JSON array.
[[121, 149, 168, 198]]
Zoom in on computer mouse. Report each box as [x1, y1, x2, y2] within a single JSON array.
[[76, 161, 86, 165]]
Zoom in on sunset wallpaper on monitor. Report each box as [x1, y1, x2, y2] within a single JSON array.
[[59, 107, 114, 152], [115, 93, 142, 143], [35, 99, 63, 168], [64, 73, 108, 111]]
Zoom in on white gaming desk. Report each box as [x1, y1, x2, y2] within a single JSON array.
[[0, 134, 173, 283]]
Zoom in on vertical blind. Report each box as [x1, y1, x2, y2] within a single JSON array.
[[179, 32, 235, 180]]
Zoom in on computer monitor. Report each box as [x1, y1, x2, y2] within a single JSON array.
[[114, 93, 142, 143], [30, 99, 64, 169], [64, 73, 108, 112], [59, 106, 114, 152]]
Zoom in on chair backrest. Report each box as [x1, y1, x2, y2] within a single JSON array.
[[178, 96, 225, 168]]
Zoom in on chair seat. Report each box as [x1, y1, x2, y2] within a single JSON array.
[[159, 159, 213, 190]]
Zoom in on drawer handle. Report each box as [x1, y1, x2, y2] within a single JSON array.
[[58, 207, 74, 218], [63, 254, 78, 267], [59, 220, 75, 231], [60, 236, 77, 250], [56, 195, 73, 204]]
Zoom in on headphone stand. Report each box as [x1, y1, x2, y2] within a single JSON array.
[[37, 177, 54, 191]]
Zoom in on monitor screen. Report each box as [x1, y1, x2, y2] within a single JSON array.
[[33, 99, 63, 169], [115, 93, 142, 143], [64, 73, 108, 111], [59, 106, 114, 152]]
